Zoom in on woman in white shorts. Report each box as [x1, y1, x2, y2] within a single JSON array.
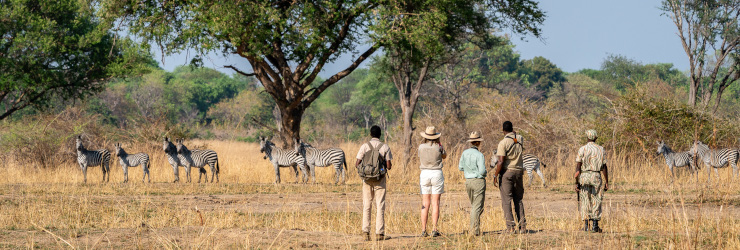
[[418, 126, 446, 237]]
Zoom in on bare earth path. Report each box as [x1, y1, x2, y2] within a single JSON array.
[[0, 183, 738, 248]]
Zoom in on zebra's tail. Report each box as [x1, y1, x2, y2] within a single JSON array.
[[216, 158, 220, 174], [541, 162, 547, 168]]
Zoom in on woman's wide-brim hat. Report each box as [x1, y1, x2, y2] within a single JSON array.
[[467, 131, 484, 142], [420, 126, 442, 140]]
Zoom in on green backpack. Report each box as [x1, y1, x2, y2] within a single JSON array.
[[357, 142, 387, 181]]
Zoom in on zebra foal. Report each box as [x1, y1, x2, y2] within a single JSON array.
[[175, 139, 220, 183], [259, 136, 307, 184], [490, 149, 547, 187], [75, 135, 111, 183], [691, 140, 738, 183], [114, 143, 151, 183], [294, 139, 347, 184], [655, 141, 697, 182]]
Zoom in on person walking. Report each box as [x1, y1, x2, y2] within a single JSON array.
[[355, 125, 393, 241], [492, 121, 527, 233], [418, 126, 446, 237], [575, 129, 609, 233], [458, 131, 486, 236]]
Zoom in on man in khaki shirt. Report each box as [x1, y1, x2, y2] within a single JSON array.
[[355, 125, 393, 241], [492, 121, 526, 233]]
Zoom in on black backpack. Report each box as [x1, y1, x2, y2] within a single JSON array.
[[357, 142, 387, 181]]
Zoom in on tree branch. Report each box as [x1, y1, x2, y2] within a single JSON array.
[[302, 44, 378, 106], [223, 65, 256, 77]]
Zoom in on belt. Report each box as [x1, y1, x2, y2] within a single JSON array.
[[581, 170, 601, 173]]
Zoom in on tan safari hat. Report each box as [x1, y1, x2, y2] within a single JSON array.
[[467, 131, 484, 142], [420, 126, 442, 140]]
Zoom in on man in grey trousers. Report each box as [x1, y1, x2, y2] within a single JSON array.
[[492, 121, 527, 234], [458, 131, 486, 236]]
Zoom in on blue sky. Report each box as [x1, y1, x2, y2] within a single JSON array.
[[152, 0, 688, 77]]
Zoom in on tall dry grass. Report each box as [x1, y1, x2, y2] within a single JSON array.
[[0, 139, 738, 248]]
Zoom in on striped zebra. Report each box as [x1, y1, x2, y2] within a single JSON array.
[[259, 136, 307, 184], [691, 140, 738, 183], [294, 139, 347, 184], [75, 135, 111, 183], [490, 149, 547, 187], [163, 137, 191, 183], [114, 143, 151, 183], [175, 139, 220, 183], [655, 141, 697, 182]]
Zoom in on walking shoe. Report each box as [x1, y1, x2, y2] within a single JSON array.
[[503, 227, 516, 234], [420, 231, 428, 237], [431, 230, 442, 237], [591, 219, 602, 233], [376, 234, 391, 241], [363, 232, 370, 241], [583, 220, 590, 232], [518, 226, 528, 234]]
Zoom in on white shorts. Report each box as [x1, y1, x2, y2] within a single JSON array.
[[420, 169, 445, 194]]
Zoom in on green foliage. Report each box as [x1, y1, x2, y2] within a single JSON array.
[[577, 55, 689, 92], [0, 0, 152, 120], [518, 56, 566, 93]]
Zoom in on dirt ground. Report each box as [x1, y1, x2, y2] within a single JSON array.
[[1, 182, 738, 249]]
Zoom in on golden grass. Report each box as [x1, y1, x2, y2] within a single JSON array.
[[0, 140, 739, 248]]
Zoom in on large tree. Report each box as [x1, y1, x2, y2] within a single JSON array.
[[99, 0, 388, 147], [375, 0, 544, 166], [0, 0, 151, 121], [662, 0, 740, 112]]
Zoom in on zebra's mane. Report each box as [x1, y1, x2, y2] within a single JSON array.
[[659, 143, 674, 154]]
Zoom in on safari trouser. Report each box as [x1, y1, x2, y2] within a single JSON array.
[[579, 171, 603, 220], [362, 176, 386, 234], [465, 178, 486, 235], [499, 168, 526, 229]]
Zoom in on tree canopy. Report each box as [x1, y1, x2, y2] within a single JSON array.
[[0, 0, 152, 120]]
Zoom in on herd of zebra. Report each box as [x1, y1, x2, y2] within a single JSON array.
[[75, 134, 737, 184], [656, 140, 739, 182]]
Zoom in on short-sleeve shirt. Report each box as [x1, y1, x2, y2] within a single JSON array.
[[576, 142, 606, 172], [418, 143, 445, 170], [495, 132, 523, 170], [356, 138, 393, 161]]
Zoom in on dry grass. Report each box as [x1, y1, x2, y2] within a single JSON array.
[[0, 140, 739, 249]]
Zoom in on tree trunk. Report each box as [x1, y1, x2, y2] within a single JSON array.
[[276, 104, 304, 149], [400, 100, 416, 168], [688, 78, 698, 107]]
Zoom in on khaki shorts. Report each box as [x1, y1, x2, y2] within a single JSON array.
[[420, 169, 445, 194]]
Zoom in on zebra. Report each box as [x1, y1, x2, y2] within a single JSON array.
[[259, 136, 308, 184], [175, 139, 220, 183], [163, 137, 187, 183], [691, 140, 738, 183], [114, 143, 151, 183], [75, 135, 111, 183], [655, 141, 697, 182], [490, 149, 547, 187], [294, 139, 347, 184]]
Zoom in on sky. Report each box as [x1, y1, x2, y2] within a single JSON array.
[[151, 0, 689, 77]]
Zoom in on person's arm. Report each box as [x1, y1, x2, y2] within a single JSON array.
[[439, 142, 447, 160], [601, 164, 608, 191], [355, 159, 362, 167], [494, 156, 504, 187], [476, 153, 486, 177], [574, 162, 582, 191], [386, 160, 392, 171], [458, 153, 465, 171]]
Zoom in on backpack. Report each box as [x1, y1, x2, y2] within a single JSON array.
[[357, 142, 387, 181]]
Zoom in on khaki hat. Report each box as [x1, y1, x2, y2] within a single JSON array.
[[586, 129, 598, 140], [467, 131, 484, 142], [420, 126, 442, 140]]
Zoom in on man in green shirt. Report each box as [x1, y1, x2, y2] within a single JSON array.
[[458, 131, 486, 235]]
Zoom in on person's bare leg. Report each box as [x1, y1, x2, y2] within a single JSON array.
[[421, 194, 431, 233], [431, 194, 441, 232]]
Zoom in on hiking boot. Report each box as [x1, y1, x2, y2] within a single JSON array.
[[518, 226, 528, 234], [503, 227, 516, 234], [431, 230, 442, 237], [376, 234, 391, 241], [591, 220, 602, 233], [420, 231, 428, 237], [363, 232, 370, 241], [583, 220, 590, 232]]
